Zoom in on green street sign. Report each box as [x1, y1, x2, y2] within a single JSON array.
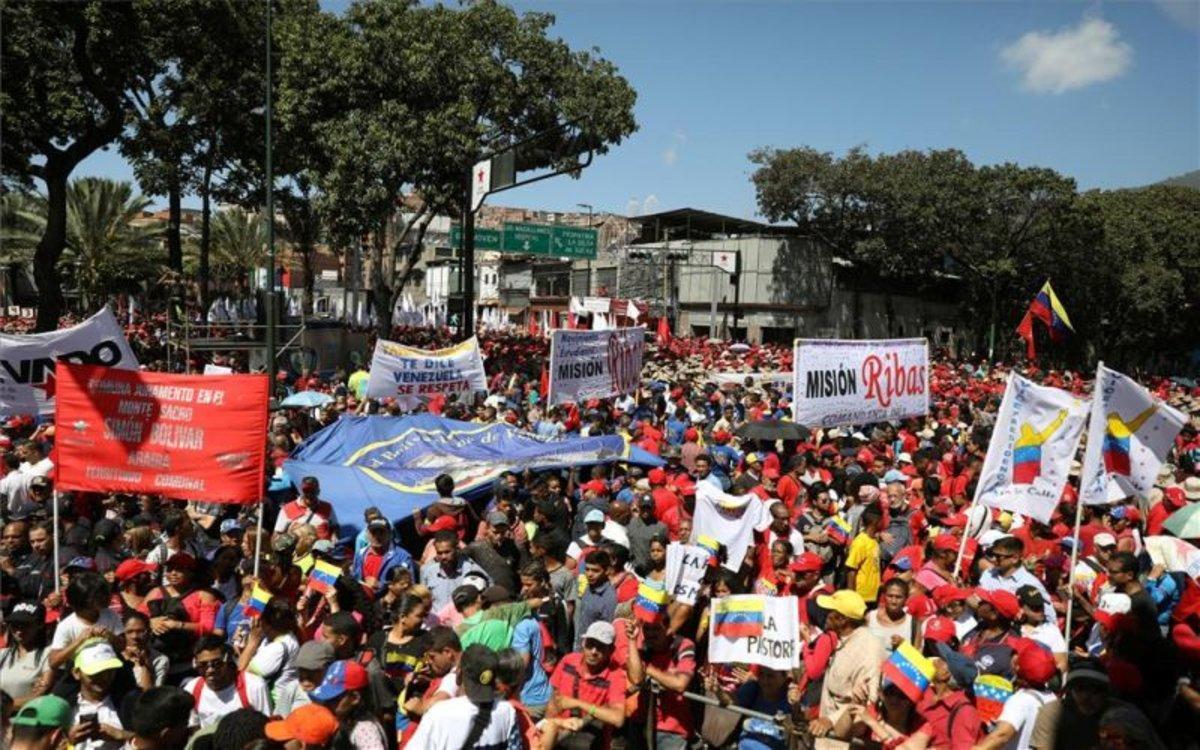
[[449, 221, 597, 259], [550, 226, 598, 259], [503, 222, 553, 255], [449, 225, 502, 250]]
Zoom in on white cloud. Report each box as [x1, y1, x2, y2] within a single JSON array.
[[1001, 17, 1133, 94], [624, 194, 660, 216], [662, 130, 687, 166]]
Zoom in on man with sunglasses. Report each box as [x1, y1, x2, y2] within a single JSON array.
[[182, 635, 270, 729], [978, 536, 1056, 624]]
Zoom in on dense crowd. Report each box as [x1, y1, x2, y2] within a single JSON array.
[[3, 319, 1200, 750]]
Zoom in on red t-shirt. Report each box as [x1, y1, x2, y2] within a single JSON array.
[[776, 475, 803, 512], [549, 653, 627, 714], [612, 626, 697, 737], [361, 550, 385, 582]]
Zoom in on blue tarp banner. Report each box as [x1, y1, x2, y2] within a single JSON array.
[[283, 414, 664, 522]]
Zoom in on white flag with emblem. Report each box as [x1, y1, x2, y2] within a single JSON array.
[[1079, 364, 1186, 505]]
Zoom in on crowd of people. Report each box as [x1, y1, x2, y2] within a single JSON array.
[[3, 317, 1200, 750]]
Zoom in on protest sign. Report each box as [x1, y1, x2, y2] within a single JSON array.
[[365, 336, 487, 402], [547, 327, 644, 405], [0, 307, 138, 416], [664, 542, 710, 606], [707, 595, 799, 671], [791, 338, 928, 428], [54, 363, 269, 502]]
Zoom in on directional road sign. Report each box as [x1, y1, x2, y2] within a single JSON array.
[[449, 222, 596, 259]]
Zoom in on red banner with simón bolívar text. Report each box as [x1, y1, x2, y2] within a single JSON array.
[[53, 363, 269, 503]]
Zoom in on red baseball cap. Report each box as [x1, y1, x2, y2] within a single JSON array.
[[932, 585, 971, 608], [1014, 641, 1057, 686], [923, 616, 957, 644], [648, 468, 667, 486], [932, 535, 959, 553], [789, 552, 824, 573], [975, 588, 1021, 620], [906, 593, 937, 619], [114, 559, 158, 583]]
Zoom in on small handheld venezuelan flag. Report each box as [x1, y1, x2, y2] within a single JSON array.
[[973, 673, 1015, 722], [824, 515, 852, 546], [881, 641, 935, 703], [711, 595, 765, 638], [308, 559, 341, 595], [246, 583, 272, 618], [697, 535, 721, 561], [633, 582, 669, 623]]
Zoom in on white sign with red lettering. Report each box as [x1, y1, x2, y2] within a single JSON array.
[[547, 327, 644, 406], [792, 338, 929, 428]]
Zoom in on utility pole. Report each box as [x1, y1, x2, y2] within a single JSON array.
[[461, 173, 476, 337], [264, 0, 276, 375], [577, 203, 593, 295]]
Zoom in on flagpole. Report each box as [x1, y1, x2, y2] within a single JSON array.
[[1063, 360, 1102, 638], [253, 497, 265, 579], [52, 489, 61, 594]]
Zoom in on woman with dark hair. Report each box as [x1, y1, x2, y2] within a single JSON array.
[[144, 553, 220, 684], [406, 644, 519, 750], [636, 533, 669, 582], [0, 602, 53, 710], [238, 597, 299, 705], [368, 593, 430, 689]]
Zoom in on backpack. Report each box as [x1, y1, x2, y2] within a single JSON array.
[[535, 598, 569, 675], [191, 672, 250, 710]]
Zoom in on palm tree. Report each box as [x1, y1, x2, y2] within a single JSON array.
[[0, 191, 44, 264], [185, 206, 267, 286], [60, 178, 164, 307]]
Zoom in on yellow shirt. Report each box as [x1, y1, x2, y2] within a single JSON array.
[[846, 533, 881, 603]]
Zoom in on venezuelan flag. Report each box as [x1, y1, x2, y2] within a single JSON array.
[[881, 642, 935, 703], [633, 582, 669, 623], [308, 559, 341, 594], [824, 515, 852, 546], [1028, 282, 1073, 342], [712, 596, 765, 638], [246, 583, 272, 618], [697, 535, 720, 561], [973, 673, 1014, 722]]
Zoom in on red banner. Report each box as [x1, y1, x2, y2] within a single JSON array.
[[53, 363, 269, 503]]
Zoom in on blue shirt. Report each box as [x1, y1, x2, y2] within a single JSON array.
[[979, 566, 1056, 624], [214, 600, 250, 648], [735, 682, 790, 750], [511, 618, 551, 708]]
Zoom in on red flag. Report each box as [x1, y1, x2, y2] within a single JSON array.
[[567, 312, 577, 330], [656, 316, 672, 347], [539, 365, 549, 400], [1015, 311, 1036, 360], [53, 363, 269, 503], [528, 313, 540, 337]]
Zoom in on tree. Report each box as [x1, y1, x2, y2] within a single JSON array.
[[1, 1, 165, 331], [302, 0, 637, 337], [186, 207, 268, 286]]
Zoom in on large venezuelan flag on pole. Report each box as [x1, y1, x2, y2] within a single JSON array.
[[1016, 281, 1073, 360]]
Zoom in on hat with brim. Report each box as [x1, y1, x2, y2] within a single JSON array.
[[11, 695, 71, 729], [308, 659, 368, 702], [265, 704, 339, 745], [1065, 664, 1111, 688], [816, 590, 867, 620], [74, 639, 123, 676], [460, 644, 500, 703]]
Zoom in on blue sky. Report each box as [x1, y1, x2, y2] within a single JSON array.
[[78, 0, 1199, 221]]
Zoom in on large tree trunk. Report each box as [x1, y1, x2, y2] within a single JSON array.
[[33, 165, 68, 332], [300, 241, 315, 315], [199, 164, 213, 309], [371, 219, 392, 340], [167, 178, 183, 272]]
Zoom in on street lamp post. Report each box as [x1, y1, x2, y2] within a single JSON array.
[[264, 0, 276, 377]]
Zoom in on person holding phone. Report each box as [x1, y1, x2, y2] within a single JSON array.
[[67, 639, 130, 750]]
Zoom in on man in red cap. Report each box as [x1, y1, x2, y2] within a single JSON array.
[[916, 655, 982, 749], [790, 552, 834, 628], [972, 642, 1056, 750], [679, 427, 703, 473], [276, 476, 339, 541]]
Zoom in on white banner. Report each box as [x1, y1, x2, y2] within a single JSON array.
[[0, 308, 138, 416], [692, 483, 771, 571], [365, 336, 487, 402], [664, 543, 710, 606], [974, 374, 1088, 524], [707, 595, 800, 670], [547, 327, 644, 405], [710, 371, 793, 389], [203, 364, 233, 376], [582, 297, 611, 314], [1144, 536, 1200, 580], [792, 338, 929, 428], [1079, 364, 1186, 505]]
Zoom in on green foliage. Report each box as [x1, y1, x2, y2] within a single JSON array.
[[184, 207, 267, 282], [749, 145, 1199, 367]]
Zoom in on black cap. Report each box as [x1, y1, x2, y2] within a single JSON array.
[[452, 584, 481, 611], [29, 475, 50, 491], [460, 644, 499, 703], [7, 600, 45, 626], [1017, 584, 1045, 612], [92, 519, 121, 545]]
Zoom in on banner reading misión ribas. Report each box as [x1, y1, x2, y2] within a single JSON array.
[[548, 327, 644, 406], [792, 338, 929, 428]]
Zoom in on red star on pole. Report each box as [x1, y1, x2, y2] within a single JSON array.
[[477, 169, 486, 184]]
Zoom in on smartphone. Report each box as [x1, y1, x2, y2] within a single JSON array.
[[78, 711, 98, 731]]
